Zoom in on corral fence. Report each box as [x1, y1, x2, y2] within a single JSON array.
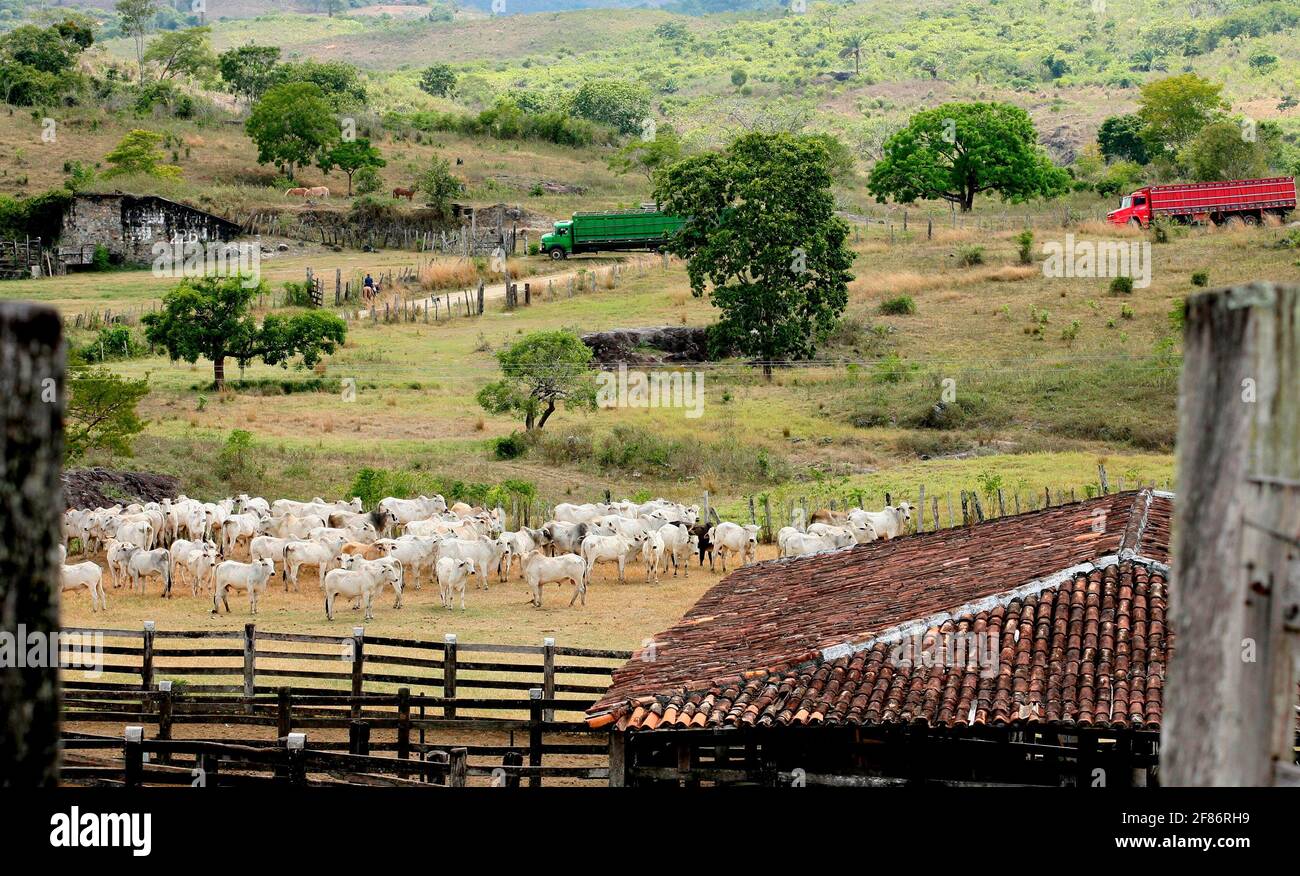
[[846, 205, 1132, 242], [59, 625, 632, 787]]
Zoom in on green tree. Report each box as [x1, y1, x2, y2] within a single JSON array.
[[268, 59, 366, 110], [143, 275, 346, 389], [476, 331, 597, 431], [730, 68, 747, 88], [0, 22, 88, 105], [1179, 120, 1272, 181], [608, 125, 682, 182], [1137, 73, 1227, 158], [416, 156, 463, 217], [418, 63, 456, 97], [655, 132, 855, 379], [115, 0, 160, 85], [64, 368, 149, 462], [868, 102, 1069, 212], [143, 26, 216, 82], [218, 44, 281, 103], [839, 35, 864, 76], [103, 129, 181, 179], [1097, 114, 1150, 165], [245, 82, 338, 180], [569, 80, 651, 135], [318, 138, 385, 196]]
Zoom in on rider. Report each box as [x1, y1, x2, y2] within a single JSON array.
[[363, 272, 375, 301]]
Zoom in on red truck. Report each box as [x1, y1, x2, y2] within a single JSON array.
[[1106, 176, 1296, 227]]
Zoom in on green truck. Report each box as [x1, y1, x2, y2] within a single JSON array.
[[539, 209, 685, 260]]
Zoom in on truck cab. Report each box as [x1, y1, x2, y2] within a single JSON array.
[[1107, 190, 1151, 227], [540, 221, 573, 259]]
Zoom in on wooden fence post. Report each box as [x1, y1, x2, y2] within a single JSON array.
[[350, 626, 365, 720], [348, 720, 370, 755], [141, 620, 156, 696], [1098, 463, 1109, 495], [762, 495, 773, 543], [284, 732, 306, 786], [277, 686, 292, 740], [242, 622, 256, 712], [528, 687, 544, 788], [443, 633, 458, 718], [448, 747, 468, 787], [396, 687, 411, 767], [608, 732, 626, 788], [123, 726, 144, 788], [155, 680, 173, 764], [1164, 282, 1300, 786], [542, 637, 556, 722]]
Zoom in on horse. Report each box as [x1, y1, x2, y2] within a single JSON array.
[[285, 187, 310, 198], [305, 186, 330, 199], [393, 187, 415, 201]]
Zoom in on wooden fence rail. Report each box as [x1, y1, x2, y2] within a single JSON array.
[[59, 626, 631, 785]]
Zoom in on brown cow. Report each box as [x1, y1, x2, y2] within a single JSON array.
[[810, 508, 847, 526], [393, 186, 415, 200], [339, 541, 384, 561]]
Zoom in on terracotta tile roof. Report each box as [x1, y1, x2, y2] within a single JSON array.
[[590, 491, 1174, 732]]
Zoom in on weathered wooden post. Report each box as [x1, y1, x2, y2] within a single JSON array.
[[350, 625, 365, 720], [1164, 282, 1300, 787], [442, 633, 458, 718], [528, 687, 544, 788], [542, 637, 556, 723], [0, 302, 63, 787], [242, 622, 256, 712]]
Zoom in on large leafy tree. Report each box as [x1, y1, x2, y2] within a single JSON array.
[[143, 26, 217, 82], [569, 80, 651, 135], [0, 21, 91, 105], [1179, 119, 1273, 181], [218, 44, 281, 103], [418, 63, 456, 97], [868, 101, 1069, 212], [143, 276, 346, 389], [245, 82, 339, 180], [655, 131, 855, 379], [1136, 73, 1226, 158], [318, 138, 385, 196], [268, 59, 367, 110], [416, 156, 463, 217], [608, 125, 682, 182], [1097, 114, 1150, 165], [65, 369, 149, 462], [476, 331, 597, 431]]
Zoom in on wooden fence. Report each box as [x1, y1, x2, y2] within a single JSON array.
[[59, 625, 631, 786]]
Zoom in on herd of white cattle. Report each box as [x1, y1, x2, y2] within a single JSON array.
[[56, 492, 915, 618]]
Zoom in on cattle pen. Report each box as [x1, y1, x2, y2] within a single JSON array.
[[57, 625, 632, 787]]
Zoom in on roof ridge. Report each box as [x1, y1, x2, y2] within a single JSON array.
[[819, 554, 1128, 662]]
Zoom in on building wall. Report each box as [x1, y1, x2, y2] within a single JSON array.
[[59, 196, 240, 266]]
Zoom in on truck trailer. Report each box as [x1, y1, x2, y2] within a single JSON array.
[[1106, 176, 1296, 228], [540, 209, 685, 259]]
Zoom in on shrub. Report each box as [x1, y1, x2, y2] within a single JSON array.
[[79, 325, 147, 362], [1109, 276, 1134, 295], [878, 295, 916, 315], [91, 243, 112, 271], [1120, 304, 1135, 319], [493, 431, 528, 460], [214, 429, 265, 487], [956, 245, 984, 267], [282, 280, 315, 308], [1061, 319, 1081, 343], [1015, 230, 1034, 265], [1191, 270, 1209, 287]]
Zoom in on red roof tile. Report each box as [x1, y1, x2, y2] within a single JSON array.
[[590, 491, 1174, 732]]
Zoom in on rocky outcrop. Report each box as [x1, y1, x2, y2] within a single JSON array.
[[581, 326, 716, 365], [62, 468, 180, 510]]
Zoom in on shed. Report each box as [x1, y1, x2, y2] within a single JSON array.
[[58, 193, 243, 268], [589, 490, 1177, 787]]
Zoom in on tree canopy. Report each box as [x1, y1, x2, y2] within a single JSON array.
[[1136, 73, 1227, 158], [218, 44, 282, 102], [319, 138, 385, 196], [143, 26, 217, 82], [655, 131, 855, 378], [476, 331, 597, 431], [868, 101, 1069, 212], [418, 63, 456, 97], [246, 82, 339, 180], [64, 368, 149, 462], [143, 276, 346, 389], [103, 129, 181, 179]]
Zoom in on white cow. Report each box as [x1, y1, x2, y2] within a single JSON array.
[[212, 558, 276, 615], [116, 518, 155, 551], [495, 528, 543, 581], [780, 531, 841, 558], [378, 496, 447, 532], [656, 522, 697, 578], [375, 536, 439, 591], [169, 538, 216, 592], [127, 547, 172, 595], [520, 550, 588, 608], [323, 560, 401, 620], [337, 554, 405, 609], [709, 522, 759, 571], [435, 556, 476, 611], [849, 503, 913, 541], [539, 521, 587, 556], [250, 535, 293, 576], [553, 502, 613, 525], [221, 512, 263, 557], [184, 542, 220, 596], [641, 528, 666, 583], [580, 532, 645, 585], [105, 539, 139, 589], [267, 513, 327, 540], [283, 540, 336, 591], [60, 561, 106, 611], [436, 538, 495, 591], [806, 523, 857, 549]]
